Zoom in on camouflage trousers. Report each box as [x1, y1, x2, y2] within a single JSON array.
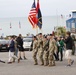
[[43, 50, 49, 66], [33, 49, 38, 64], [48, 52, 55, 66], [38, 48, 44, 65]]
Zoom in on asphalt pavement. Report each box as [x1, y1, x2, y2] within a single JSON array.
[[0, 51, 76, 75]]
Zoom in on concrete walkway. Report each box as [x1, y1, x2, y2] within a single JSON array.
[[0, 51, 76, 75]]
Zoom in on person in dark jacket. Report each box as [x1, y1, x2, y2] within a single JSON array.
[[56, 37, 64, 61], [65, 32, 74, 66], [8, 36, 18, 64], [16, 34, 26, 63], [59, 37, 64, 61]]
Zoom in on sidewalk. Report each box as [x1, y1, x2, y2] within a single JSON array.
[[0, 51, 76, 75]]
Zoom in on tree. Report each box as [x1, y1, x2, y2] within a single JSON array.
[[55, 26, 66, 37]]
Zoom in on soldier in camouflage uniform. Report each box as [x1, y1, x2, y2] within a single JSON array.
[[48, 34, 57, 67], [43, 36, 49, 66], [32, 36, 38, 65], [37, 33, 44, 65]]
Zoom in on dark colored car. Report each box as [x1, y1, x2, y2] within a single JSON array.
[[0, 39, 10, 51]]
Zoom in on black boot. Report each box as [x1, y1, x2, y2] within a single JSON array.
[[20, 57, 23, 60], [24, 56, 27, 60]]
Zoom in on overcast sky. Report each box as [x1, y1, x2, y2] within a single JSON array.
[[0, 0, 76, 18]]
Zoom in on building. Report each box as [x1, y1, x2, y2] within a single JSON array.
[[66, 11, 76, 33]]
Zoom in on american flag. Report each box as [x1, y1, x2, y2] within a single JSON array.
[[28, 0, 37, 28]]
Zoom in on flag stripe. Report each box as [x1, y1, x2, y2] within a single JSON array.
[[28, 0, 37, 28], [28, 17, 35, 28]]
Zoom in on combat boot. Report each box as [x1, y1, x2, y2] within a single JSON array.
[[40, 60, 44, 66], [52, 61, 56, 66], [48, 64, 53, 67], [24, 56, 27, 60], [40, 63, 44, 66], [13, 58, 15, 63], [20, 57, 22, 60], [44, 64, 48, 66], [18, 58, 20, 63], [44, 61, 48, 66], [48, 62, 52, 67], [52, 64, 56, 66], [34, 63, 38, 65]]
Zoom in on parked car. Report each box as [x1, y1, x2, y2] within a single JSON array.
[[0, 39, 10, 51], [23, 37, 33, 51]]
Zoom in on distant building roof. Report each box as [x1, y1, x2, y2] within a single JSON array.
[[66, 18, 76, 22], [71, 10, 76, 13]]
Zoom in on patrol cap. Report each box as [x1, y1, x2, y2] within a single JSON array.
[[44, 36, 47, 38], [43, 35, 47, 38], [38, 33, 42, 35], [50, 34, 53, 36], [33, 36, 36, 38], [43, 34, 46, 37]]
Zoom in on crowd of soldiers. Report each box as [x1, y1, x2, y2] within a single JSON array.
[[32, 33, 59, 66], [32, 32, 75, 67]]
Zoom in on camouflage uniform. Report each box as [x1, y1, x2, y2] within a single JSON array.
[[38, 38, 44, 65], [33, 40, 38, 65], [43, 39, 49, 66], [49, 39, 57, 66]]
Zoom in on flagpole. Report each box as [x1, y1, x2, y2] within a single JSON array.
[[41, 28, 43, 34], [36, 25, 38, 34], [19, 21, 21, 35], [10, 22, 12, 35], [0, 28, 2, 36], [56, 9, 59, 36], [56, 9, 58, 27]]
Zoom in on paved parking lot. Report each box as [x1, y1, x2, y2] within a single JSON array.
[[0, 51, 76, 75]]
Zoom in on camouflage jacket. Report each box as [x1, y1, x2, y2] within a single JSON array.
[[37, 38, 43, 48], [43, 40, 49, 51], [49, 39, 57, 53], [33, 40, 38, 50]]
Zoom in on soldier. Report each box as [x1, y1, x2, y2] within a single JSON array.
[[48, 34, 57, 67], [43, 36, 49, 66], [37, 33, 44, 65], [32, 36, 38, 65]]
